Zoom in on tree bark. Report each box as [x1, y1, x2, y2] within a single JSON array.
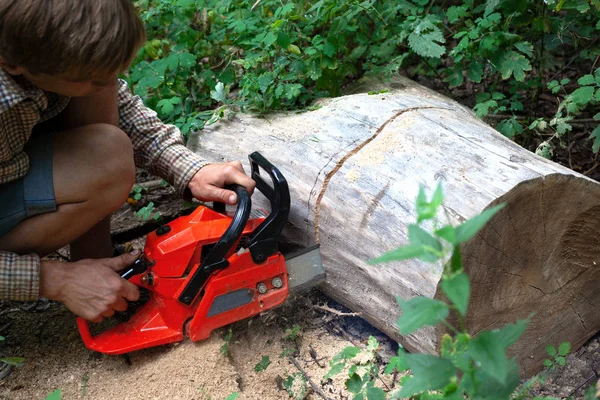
[[188, 76, 600, 376]]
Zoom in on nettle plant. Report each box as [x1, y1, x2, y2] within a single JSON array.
[[130, 0, 599, 158], [324, 185, 592, 399], [129, 0, 417, 132]]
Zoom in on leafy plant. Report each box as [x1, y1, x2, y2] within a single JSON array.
[[135, 202, 161, 222], [129, 184, 146, 202], [130, 1, 599, 160], [45, 389, 62, 400], [254, 355, 271, 373], [0, 336, 23, 367], [325, 184, 587, 398], [282, 372, 307, 400], [224, 393, 239, 400], [220, 327, 233, 359], [543, 342, 571, 371], [283, 325, 301, 342]]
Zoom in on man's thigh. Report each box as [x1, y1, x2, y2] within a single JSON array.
[[0, 132, 56, 237]]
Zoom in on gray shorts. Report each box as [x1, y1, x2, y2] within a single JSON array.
[[0, 133, 56, 237]]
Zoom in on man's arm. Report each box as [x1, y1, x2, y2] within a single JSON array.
[[116, 80, 255, 203], [0, 251, 40, 301], [116, 79, 207, 197]]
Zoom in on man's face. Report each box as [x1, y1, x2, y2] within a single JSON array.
[[0, 59, 118, 97]]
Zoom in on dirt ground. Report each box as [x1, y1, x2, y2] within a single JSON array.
[[0, 292, 598, 400], [0, 290, 399, 400]]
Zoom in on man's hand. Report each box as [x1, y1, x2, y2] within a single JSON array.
[[188, 161, 256, 204], [39, 251, 141, 322]]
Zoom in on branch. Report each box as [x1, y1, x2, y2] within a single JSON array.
[[288, 356, 334, 400]]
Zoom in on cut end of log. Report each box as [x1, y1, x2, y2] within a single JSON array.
[[454, 173, 600, 376]]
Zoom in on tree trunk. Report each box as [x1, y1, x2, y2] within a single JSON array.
[[187, 76, 600, 376]]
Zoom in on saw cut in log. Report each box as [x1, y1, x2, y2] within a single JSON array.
[[187, 75, 600, 376]]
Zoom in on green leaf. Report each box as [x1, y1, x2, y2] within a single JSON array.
[[284, 84, 303, 99], [440, 272, 470, 316], [468, 63, 484, 83], [408, 22, 446, 58], [332, 346, 361, 363], [495, 319, 528, 349], [571, 86, 595, 105], [254, 355, 271, 372], [210, 82, 227, 103], [455, 204, 505, 244], [178, 52, 196, 68], [0, 357, 24, 366], [446, 6, 469, 23], [484, 0, 501, 14], [556, 356, 566, 366], [594, 112, 600, 121], [435, 225, 457, 244], [283, 373, 306, 400], [450, 246, 462, 273], [408, 225, 442, 261], [546, 345, 557, 357], [585, 386, 597, 400], [558, 342, 571, 356], [469, 331, 508, 384], [324, 363, 344, 380], [346, 374, 363, 393], [499, 50, 532, 82], [45, 389, 62, 400], [496, 117, 523, 138], [543, 359, 553, 367], [399, 354, 456, 397], [416, 183, 444, 222], [474, 99, 498, 118], [385, 352, 409, 374], [368, 244, 428, 264], [366, 336, 379, 351], [177, 0, 195, 7], [157, 99, 174, 115], [366, 387, 386, 400], [224, 393, 240, 400], [578, 75, 596, 86], [263, 31, 277, 47], [514, 41, 533, 57], [396, 297, 449, 335]]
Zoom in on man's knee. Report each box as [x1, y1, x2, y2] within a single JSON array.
[[83, 124, 135, 209]]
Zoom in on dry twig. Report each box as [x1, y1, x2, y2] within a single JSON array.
[[288, 356, 333, 400], [317, 304, 360, 317]]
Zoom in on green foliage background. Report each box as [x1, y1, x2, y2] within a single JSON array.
[[128, 0, 599, 154]]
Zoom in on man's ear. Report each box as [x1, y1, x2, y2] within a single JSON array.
[[0, 56, 25, 75]]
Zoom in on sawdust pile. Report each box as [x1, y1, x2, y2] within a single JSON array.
[[0, 294, 392, 400]]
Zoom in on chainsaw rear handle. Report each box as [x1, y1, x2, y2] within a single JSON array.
[[247, 152, 290, 264]]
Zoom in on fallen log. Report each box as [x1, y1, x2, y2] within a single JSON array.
[[187, 76, 600, 376]]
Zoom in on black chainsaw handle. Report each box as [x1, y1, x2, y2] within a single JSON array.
[[203, 184, 252, 265], [178, 184, 251, 305], [248, 152, 290, 264]]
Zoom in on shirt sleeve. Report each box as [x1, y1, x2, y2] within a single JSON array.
[[116, 79, 209, 196], [0, 251, 40, 301]]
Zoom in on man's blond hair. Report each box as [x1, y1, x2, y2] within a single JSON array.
[[0, 0, 146, 77]]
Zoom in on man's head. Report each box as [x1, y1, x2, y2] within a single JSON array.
[[0, 0, 146, 96]]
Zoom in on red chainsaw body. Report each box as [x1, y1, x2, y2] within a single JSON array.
[[77, 205, 289, 354]]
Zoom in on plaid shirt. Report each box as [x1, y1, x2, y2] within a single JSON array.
[[0, 68, 208, 301]]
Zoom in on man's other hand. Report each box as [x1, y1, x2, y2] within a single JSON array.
[[40, 251, 141, 322]]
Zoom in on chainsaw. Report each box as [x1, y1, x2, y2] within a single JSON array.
[[76, 152, 324, 355]]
